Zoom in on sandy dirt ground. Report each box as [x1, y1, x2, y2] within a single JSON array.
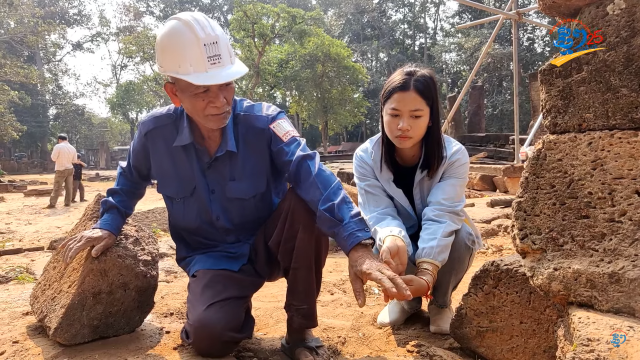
[[0, 172, 515, 360]]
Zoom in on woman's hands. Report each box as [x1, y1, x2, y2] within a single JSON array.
[[380, 235, 408, 275], [399, 269, 436, 300]]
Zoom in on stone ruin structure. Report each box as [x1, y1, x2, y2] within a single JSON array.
[[451, 1, 640, 359]]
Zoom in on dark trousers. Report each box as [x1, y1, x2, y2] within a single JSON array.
[[72, 180, 84, 201], [180, 190, 329, 358]]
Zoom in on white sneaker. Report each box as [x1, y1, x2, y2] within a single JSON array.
[[428, 303, 454, 334], [377, 299, 421, 327]]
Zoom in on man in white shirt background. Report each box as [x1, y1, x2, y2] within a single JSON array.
[[47, 134, 77, 208]]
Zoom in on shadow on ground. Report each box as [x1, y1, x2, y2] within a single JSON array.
[[174, 335, 398, 360], [26, 320, 166, 360], [389, 310, 476, 359]]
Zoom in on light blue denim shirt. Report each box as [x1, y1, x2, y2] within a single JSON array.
[[353, 133, 482, 268]]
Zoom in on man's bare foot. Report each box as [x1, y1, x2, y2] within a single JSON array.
[[283, 329, 327, 360]]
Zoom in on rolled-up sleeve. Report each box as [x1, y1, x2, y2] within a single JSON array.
[[93, 128, 152, 236], [415, 145, 469, 267], [353, 148, 412, 257], [269, 115, 371, 255]]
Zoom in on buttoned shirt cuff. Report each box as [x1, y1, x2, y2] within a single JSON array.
[[335, 220, 373, 255], [92, 214, 124, 238], [375, 226, 412, 258]]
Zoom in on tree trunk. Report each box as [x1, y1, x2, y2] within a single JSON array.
[[321, 119, 329, 155], [34, 44, 51, 161], [127, 115, 137, 144], [362, 120, 367, 142]]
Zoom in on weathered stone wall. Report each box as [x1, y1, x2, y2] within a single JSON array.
[[538, 0, 602, 18], [540, 0, 640, 134], [513, 130, 640, 317]]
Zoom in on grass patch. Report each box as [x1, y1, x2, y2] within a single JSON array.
[[0, 239, 11, 249], [15, 273, 36, 284], [0, 265, 36, 284], [151, 224, 167, 238]]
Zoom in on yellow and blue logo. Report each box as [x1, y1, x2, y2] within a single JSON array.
[[550, 19, 605, 67]]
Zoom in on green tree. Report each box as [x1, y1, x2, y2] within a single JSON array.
[[94, 2, 170, 143], [107, 75, 161, 142], [0, 0, 94, 157], [285, 29, 368, 152], [230, 1, 323, 100], [0, 84, 28, 143]]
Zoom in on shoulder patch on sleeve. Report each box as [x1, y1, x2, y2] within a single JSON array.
[[269, 117, 300, 142]]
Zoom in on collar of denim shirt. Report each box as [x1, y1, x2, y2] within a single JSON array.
[[172, 99, 238, 157]]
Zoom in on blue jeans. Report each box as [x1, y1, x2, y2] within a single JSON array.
[[375, 223, 477, 310]]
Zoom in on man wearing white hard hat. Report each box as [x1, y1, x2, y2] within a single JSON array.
[[60, 12, 412, 359]]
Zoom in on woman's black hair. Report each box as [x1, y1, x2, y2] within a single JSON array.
[[380, 64, 445, 178]]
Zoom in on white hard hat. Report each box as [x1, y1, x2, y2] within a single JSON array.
[[156, 12, 249, 86]]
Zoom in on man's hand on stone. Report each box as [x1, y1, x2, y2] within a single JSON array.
[[59, 229, 116, 265], [347, 243, 412, 307]]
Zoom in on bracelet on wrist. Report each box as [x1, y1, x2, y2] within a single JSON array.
[[416, 275, 434, 300]]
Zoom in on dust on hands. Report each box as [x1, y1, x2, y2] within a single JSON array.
[[347, 244, 412, 308]]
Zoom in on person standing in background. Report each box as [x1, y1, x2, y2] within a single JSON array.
[[47, 134, 77, 208], [72, 153, 86, 203]]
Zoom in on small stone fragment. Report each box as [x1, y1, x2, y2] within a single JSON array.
[[467, 173, 497, 192], [0, 248, 25, 256], [24, 246, 45, 252]]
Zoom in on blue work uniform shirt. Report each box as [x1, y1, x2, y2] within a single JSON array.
[[94, 98, 371, 276]]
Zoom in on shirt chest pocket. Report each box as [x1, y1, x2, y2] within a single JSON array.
[[225, 178, 269, 226], [157, 182, 200, 230]]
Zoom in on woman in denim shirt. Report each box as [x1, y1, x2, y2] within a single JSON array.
[[353, 65, 482, 334]]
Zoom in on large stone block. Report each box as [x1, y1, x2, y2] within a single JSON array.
[[336, 169, 354, 185], [493, 176, 509, 193], [30, 194, 159, 345], [451, 255, 564, 360], [513, 131, 640, 317], [342, 183, 358, 205], [538, 0, 601, 18], [24, 188, 53, 196], [129, 207, 169, 233], [556, 306, 640, 360], [467, 173, 497, 192], [540, 0, 640, 133]]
